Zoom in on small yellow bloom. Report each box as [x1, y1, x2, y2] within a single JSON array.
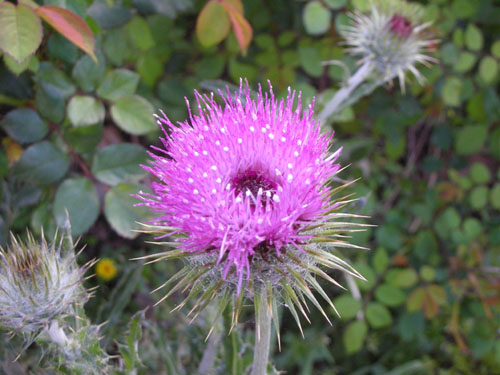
[[95, 258, 117, 282]]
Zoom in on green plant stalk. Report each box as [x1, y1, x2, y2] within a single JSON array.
[[318, 62, 374, 122], [251, 298, 272, 375]]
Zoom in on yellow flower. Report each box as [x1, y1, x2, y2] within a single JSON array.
[[95, 258, 117, 282]]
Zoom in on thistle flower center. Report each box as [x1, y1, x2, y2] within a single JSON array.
[[231, 169, 277, 201], [389, 14, 413, 37]]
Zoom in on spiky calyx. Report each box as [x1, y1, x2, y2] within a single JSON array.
[[138, 82, 368, 341], [341, 0, 437, 90], [0, 230, 91, 336]]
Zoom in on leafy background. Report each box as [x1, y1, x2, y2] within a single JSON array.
[[1, 0, 500, 374]]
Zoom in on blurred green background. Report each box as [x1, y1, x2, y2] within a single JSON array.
[[1, 0, 500, 374]]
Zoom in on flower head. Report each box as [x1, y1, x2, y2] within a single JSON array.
[[95, 258, 118, 282], [138, 81, 365, 335], [0, 230, 90, 335], [341, 0, 437, 90]]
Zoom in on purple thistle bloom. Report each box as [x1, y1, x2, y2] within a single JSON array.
[[138, 81, 364, 334], [143, 82, 339, 289]]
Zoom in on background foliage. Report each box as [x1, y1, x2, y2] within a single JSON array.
[[1, 0, 500, 374]]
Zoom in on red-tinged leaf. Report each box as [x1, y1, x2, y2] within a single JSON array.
[[196, 0, 230, 48], [36, 5, 96, 61], [220, 0, 252, 55], [225, 0, 243, 13]]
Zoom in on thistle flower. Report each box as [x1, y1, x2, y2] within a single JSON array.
[[0, 230, 90, 336], [341, 0, 437, 90], [138, 81, 366, 338]]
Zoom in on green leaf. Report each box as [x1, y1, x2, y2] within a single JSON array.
[[91, 143, 149, 186], [64, 123, 103, 154], [492, 40, 500, 59], [11, 141, 69, 185], [354, 263, 376, 291], [470, 162, 491, 184], [36, 63, 76, 99], [126, 16, 155, 51], [491, 183, 500, 210], [479, 57, 498, 84], [469, 186, 488, 210], [196, 0, 230, 48], [298, 46, 322, 77], [1, 108, 48, 143], [47, 33, 78, 63], [375, 283, 406, 307], [453, 51, 477, 73], [67, 95, 105, 127], [365, 302, 392, 328], [420, 266, 435, 282], [110, 95, 157, 135], [343, 320, 367, 354], [465, 24, 483, 52], [53, 177, 99, 236], [372, 247, 389, 273], [441, 77, 463, 107], [97, 69, 140, 102], [333, 294, 362, 320], [104, 183, 151, 239], [324, 0, 347, 9], [303, 1, 331, 35], [455, 125, 487, 155], [3, 53, 32, 75], [72, 53, 106, 92], [352, 0, 370, 11], [137, 53, 163, 87], [385, 268, 418, 288], [35, 84, 65, 123], [0, 3, 42, 63]]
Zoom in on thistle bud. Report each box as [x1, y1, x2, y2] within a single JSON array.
[[341, 0, 437, 90], [0, 230, 90, 336]]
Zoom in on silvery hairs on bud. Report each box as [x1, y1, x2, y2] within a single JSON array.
[[341, 0, 437, 91], [0, 228, 91, 338]]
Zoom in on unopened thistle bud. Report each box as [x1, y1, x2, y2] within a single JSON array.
[[0, 230, 90, 336], [341, 0, 437, 90], [137, 81, 366, 339]]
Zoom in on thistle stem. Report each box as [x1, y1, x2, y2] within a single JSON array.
[[251, 298, 272, 375], [318, 62, 374, 123]]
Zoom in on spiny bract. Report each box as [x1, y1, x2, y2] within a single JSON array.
[[0, 230, 90, 336], [138, 81, 366, 337], [341, 0, 437, 90]]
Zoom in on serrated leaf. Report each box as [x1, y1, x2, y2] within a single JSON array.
[[104, 183, 152, 239], [479, 56, 498, 84], [53, 177, 99, 236], [303, 1, 331, 35], [11, 141, 69, 185], [72, 53, 106, 92], [36, 5, 96, 60], [343, 320, 367, 354], [0, 3, 42, 63], [465, 23, 483, 52], [110, 95, 157, 135], [126, 16, 155, 51], [92, 143, 149, 186], [97, 69, 140, 102], [1, 108, 48, 144], [67, 95, 105, 127], [366, 302, 392, 328], [196, 0, 230, 48]]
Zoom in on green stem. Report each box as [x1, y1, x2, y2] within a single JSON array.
[[251, 297, 272, 375]]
